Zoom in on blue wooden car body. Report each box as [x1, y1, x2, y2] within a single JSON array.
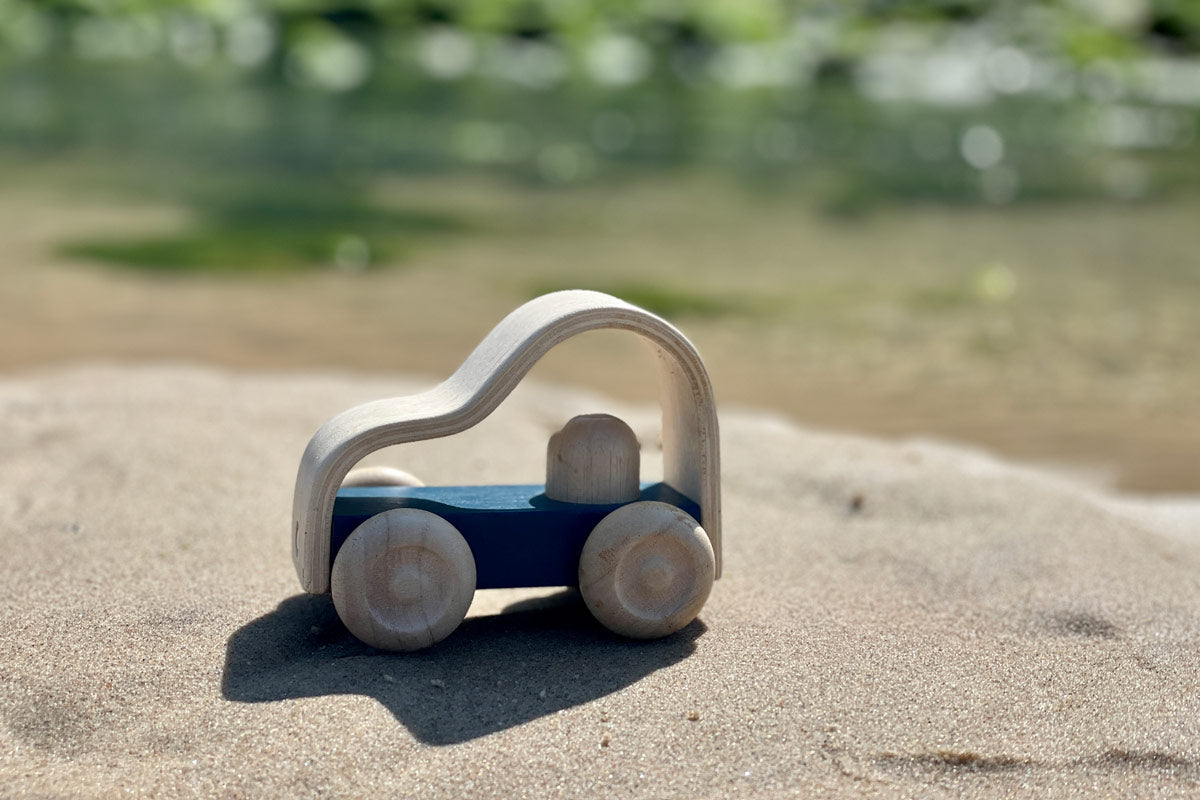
[[331, 482, 701, 590]]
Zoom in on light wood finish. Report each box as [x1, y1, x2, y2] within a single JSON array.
[[340, 466, 425, 488], [578, 501, 715, 639], [293, 290, 722, 594], [330, 508, 476, 651], [545, 414, 640, 504]]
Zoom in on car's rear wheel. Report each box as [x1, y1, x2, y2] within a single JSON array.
[[578, 501, 715, 639], [331, 508, 475, 651], [340, 465, 424, 488]]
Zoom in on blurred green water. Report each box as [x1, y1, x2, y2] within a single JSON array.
[[3, 2, 1199, 272], [56, 176, 467, 273]]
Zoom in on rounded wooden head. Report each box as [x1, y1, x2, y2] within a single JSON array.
[[545, 413, 640, 504]]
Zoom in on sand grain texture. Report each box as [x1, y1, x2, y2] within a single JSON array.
[[1, 365, 1198, 798]]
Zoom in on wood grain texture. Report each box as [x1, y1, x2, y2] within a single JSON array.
[[330, 508, 476, 651], [293, 289, 722, 594], [578, 501, 715, 638], [545, 414, 640, 504]]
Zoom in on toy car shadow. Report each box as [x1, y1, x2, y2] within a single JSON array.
[[221, 590, 706, 745]]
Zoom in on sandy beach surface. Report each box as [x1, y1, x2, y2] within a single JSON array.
[[2, 364, 1199, 798]]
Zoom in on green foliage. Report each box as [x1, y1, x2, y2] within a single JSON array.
[[60, 181, 467, 273], [5, 0, 1199, 60], [62, 229, 368, 273], [529, 280, 760, 320], [907, 284, 976, 312]]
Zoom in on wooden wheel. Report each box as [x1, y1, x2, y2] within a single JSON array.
[[340, 466, 424, 488], [331, 508, 475, 651], [579, 501, 715, 639]]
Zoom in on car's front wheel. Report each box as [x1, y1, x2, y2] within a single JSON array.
[[578, 501, 715, 639], [331, 508, 475, 651]]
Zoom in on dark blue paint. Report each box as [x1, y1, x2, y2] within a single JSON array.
[[330, 482, 700, 589]]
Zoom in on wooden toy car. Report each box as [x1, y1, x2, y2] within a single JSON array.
[[291, 290, 721, 651]]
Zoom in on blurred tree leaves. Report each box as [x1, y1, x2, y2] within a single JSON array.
[[5, 0, 1198, 61]]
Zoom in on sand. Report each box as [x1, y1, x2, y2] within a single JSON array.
[[1, 364, 1198, 798]]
